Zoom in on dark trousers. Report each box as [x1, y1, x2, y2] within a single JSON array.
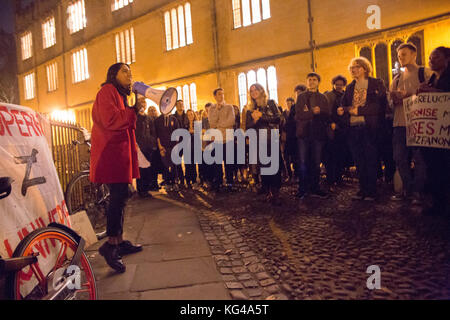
[[378, 119, 395, 182], [392, 127, 427, 194], [149, 151, 162, 188], [161, 147, 177, 185], [260, 140, 282, 193], [323, 136, 347, 184], [297, 138, 324, 193], [106, 183, 129, 237], [423, 148, 450, 215], [137, 167, 151, 194], [348, 126, 378, 196], [212, 141, 234, 188]]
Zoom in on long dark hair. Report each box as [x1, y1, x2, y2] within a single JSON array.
[[102, 63, 131, 105]]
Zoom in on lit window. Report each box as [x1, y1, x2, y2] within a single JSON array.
[[71, 48, 89, 83], [46, 62, 58, 92], [21, 31, 33, 61], [238, 66, 278, 107], [189, 83, 197, 111], [42, 17, 56, 49], [111, 0, 133, 11], [24, 73, 35, 100], [68, 0, 87, 34], [233, 0, 270, 29], [175, 83, 197, 110], [115, 27, 135, 64], [232, 0, 241, 29], [164, 2, 193, 51]]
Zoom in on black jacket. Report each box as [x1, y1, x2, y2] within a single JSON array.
[[341, 77, 387, 130], [155, 115, 181, 148], [174, 111, 189, 130], [245, 100, 281, 132], [136, 114, 157, 159], [294, 90, 331, 140]]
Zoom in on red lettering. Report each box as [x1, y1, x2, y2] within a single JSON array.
[[33, 241, 48, 259], [0, 106, 14, 136], [31, 113, 43, 136], [11, 110, 29, 137], [426, 122, 435, 135], [3, 239, 14, 258], [21, 111, 40, 137], [417, 121, 424, 135]]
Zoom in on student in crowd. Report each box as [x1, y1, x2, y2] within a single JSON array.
[[418, 46, 450, 216], [324, 75, 350, 187], [208, 88, 236, 192], [146, 106, 162, 191], [90, 63, 142, 273], [246, 83, 282, 205], [295, 73, 330, 199], [342, 57, 388, 201], [185, 109, 199, 188], [155, 108, 181, 191], [280, 97, 295, 182], [390, 43, 432, 204], [173, 100, 189, 188]]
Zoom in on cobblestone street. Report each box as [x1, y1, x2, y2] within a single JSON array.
[[159, 180, 450, 300]]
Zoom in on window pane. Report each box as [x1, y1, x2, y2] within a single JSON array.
[[267, 66, 278, 103], [171, 9, 179, 49], [390, 40, 404, 78], [183, 84, 190, 109], [247, 70, 256, 89], [232, 0, 242, 28], [257, 68, 267, 92], [242, 0, 251, 27], [251, 0, 261, 24], [407, 32, 424, 66], [238, 73, 247, 108], [125, 29, 131, 64], [120, 31, 125, 63], [375, 43, 389, 86], [185, 3, 193, 45], [176, 86, 182, 101], [261, 0, 271, 20], [164, 11, 172, 51], [178, 6, 186, 47], [130, 27, 136, 62], [190, 83, 197, 111], [359, 47, 372, 64]]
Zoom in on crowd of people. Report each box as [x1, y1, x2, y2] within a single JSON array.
[[134, 44, 449, 213], [89, 45, 449, 272]]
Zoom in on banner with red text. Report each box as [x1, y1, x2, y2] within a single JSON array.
[[0, 103, 70, 259], [404, 92, 450, 149]]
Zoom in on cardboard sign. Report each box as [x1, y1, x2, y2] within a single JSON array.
[[404, 93, 450, 149]]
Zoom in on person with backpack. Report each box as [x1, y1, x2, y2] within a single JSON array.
[[390, 42, 433, 204]]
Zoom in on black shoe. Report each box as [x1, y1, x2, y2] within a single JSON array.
[[99, 242, 126, 273], [118, 240, 143, 256]]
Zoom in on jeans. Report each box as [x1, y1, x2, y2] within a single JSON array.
[[212, 141, 234, 187], [137, 167, 151, 194], [348, 126, 378, 196], [297, 138, 324, 193], [392, 127, 427, 194], [106, 183, 129, 237]]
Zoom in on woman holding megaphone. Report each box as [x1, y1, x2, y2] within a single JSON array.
[[90, 63, 143, 273]]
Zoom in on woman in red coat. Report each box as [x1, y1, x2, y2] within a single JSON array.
[[90, 63, 142, 273]]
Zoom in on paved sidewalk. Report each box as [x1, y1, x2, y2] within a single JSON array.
[[86, 196, 231, 300]]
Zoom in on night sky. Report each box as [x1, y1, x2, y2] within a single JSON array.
[[0, 0, 15, 33]]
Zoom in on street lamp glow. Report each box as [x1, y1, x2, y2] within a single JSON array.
[[51, 109, 76, 123]]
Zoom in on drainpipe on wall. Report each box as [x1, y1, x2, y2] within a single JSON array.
[[58, 1, 69, 111], [307, 0, 316, 72], [211, 0, 221, 87]]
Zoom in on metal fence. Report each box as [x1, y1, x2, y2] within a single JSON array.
[[50, 120, 89, 194]]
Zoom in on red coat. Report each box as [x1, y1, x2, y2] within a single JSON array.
[[90, 84, 139, 184]]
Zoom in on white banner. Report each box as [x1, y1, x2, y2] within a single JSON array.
[[404, 92, 450, 149], [0, 103, 71, 296]]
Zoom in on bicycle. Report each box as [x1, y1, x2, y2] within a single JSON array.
[[0, 177, 97, 300], [64, 128, 109, 240]]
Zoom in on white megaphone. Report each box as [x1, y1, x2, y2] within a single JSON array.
[[132, 82, 178, 115]]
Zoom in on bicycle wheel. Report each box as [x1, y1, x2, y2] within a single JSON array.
[[65, 171, 109, 234], [6, 226, 97, 300]]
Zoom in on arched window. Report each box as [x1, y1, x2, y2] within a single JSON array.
[[251, 0, 261, 24], [257, 68, 267, 91], [176, 86, 182, 101], [190, 83, 197, 111], [232, 0, 242, 28], [242, 0, 252, 27], [261, 0, 271, 20], [247, 70, 256, 89], [407, 32, 424, 65], [375, 43, 389, 86], [164, 12, 172, 51], [267, 66, 278, 103], [238, 73, 247, 108], [359, 47, 372, 64], [171, 9, 179, 49], [183, 84, 190, 109], [178, 6, 186, 47], [233, 0, 270, 29], [391, 39, 404, 77], [185, 3, 193, 45]]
